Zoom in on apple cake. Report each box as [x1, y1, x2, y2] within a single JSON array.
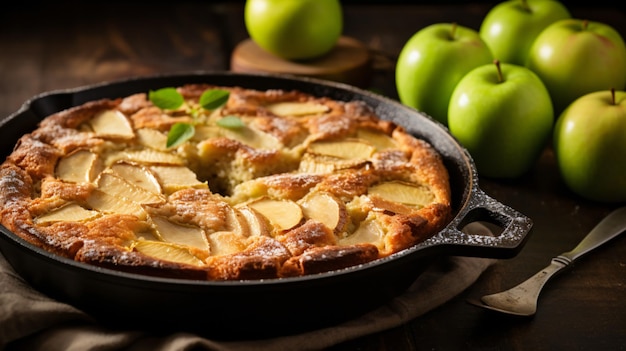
[[0, 83, 452, 280]]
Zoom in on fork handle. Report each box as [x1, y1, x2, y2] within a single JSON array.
[[528, 256, 571, 295], [513, 257, 570, 301], [561, 206, 626, 262], [501, 206, 626, 306]]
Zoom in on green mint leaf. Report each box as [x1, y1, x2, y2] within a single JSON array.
[[166, 122, 195, 148], [149, 87, 184, 110], [199, 89, 230, 110], [216, 115, 245, 129]]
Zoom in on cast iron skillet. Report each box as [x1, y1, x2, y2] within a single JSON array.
[[0, 72, 532, 339]]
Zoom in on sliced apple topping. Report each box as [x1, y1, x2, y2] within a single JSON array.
[[368, 181, 435, 209], [89, 110, 134, 139], [192, 125, 220, 141], [55, 149, 102, 183], [208, 231, 248, 256], [368, 196, 414, 215], [106, 149, 184, 166], [298, 153, 337, 174], [135, 229, 160, 242], [34, 203, 99, 224], [247, 197, 303, 231], [86, 189, 147, 219], [136, 128, 168, 151], [149, 165, 207, 194], [195, 124, 282, 150], [338, 217, 385, 250], [132, 240, 204, 266], [224, 205, 248, 236], [150, 216, 209, 250], [298, 153, 370, 174], [110, 163, 162, 195], [356, 129, 397, 151], [235, 205, 271, 237], [307, 139, 376, 160], [229, 180, 268, 204], [266, 102, 330, 117], [96, 172, 165, 205], [298, 192, 347, 233], [224, 125, 282, 150]]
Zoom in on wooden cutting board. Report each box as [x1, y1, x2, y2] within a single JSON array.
[[230, 36, 372, 88]]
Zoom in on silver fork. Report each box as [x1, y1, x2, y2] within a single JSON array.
[[468, 206, 626, 316]]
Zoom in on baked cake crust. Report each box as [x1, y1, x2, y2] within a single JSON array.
[[0, 84, 451, 280]]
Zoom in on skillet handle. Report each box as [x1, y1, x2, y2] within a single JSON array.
[[429, 188, 533, 259]]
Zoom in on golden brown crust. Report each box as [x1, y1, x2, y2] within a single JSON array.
[[8, 135, 62, 179], [280, 244, 380, 277], [0, 84, 452, 281]]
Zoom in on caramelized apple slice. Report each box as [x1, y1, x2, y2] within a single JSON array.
[[132, 240, 204, 266], [89, 110, 134, 139], [368, 181, 435, 209], [96, 172, 164, 205], [356, 129, 397, 151], [266, 102, 330, 117], [106, 149, 184, 166], [247, 197, 303, 231], [235, 205, 271, 237], [297, 153, 337, 174], [195, 124, 282, 150], [55, 149, 103, 183], [299, 192, 347, 233], [136, 128, 168, 151], [339, 217, 385, 250], [368, 196, 414, 215], [224, 205, 248, 236], [135, 229, 161, 242], [149, 165, 207, 194], [298, 153, 369, 174], [151, 216, 209, 250], [224, 125, 282, 150], [192, 125, 220, 141], [307, 139, 376, 160], [208, 231, 248, 256], [110, 163, 162, 195], [86, 189, 147, 219], [34, 203, 99, 224]]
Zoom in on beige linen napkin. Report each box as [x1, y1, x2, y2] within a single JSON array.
[[0, 223, 496, 351]]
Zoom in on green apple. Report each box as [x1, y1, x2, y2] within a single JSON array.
[[448, 60, 554, 178], [479, 0, 571, 65], [553, 89, 626, 202], [395, 23, 493, 126], [244, 0, 343, 60], [526, 19, 626, 115]]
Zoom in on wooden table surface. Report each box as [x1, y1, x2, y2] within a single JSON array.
[[1, 2, 625, 350]]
